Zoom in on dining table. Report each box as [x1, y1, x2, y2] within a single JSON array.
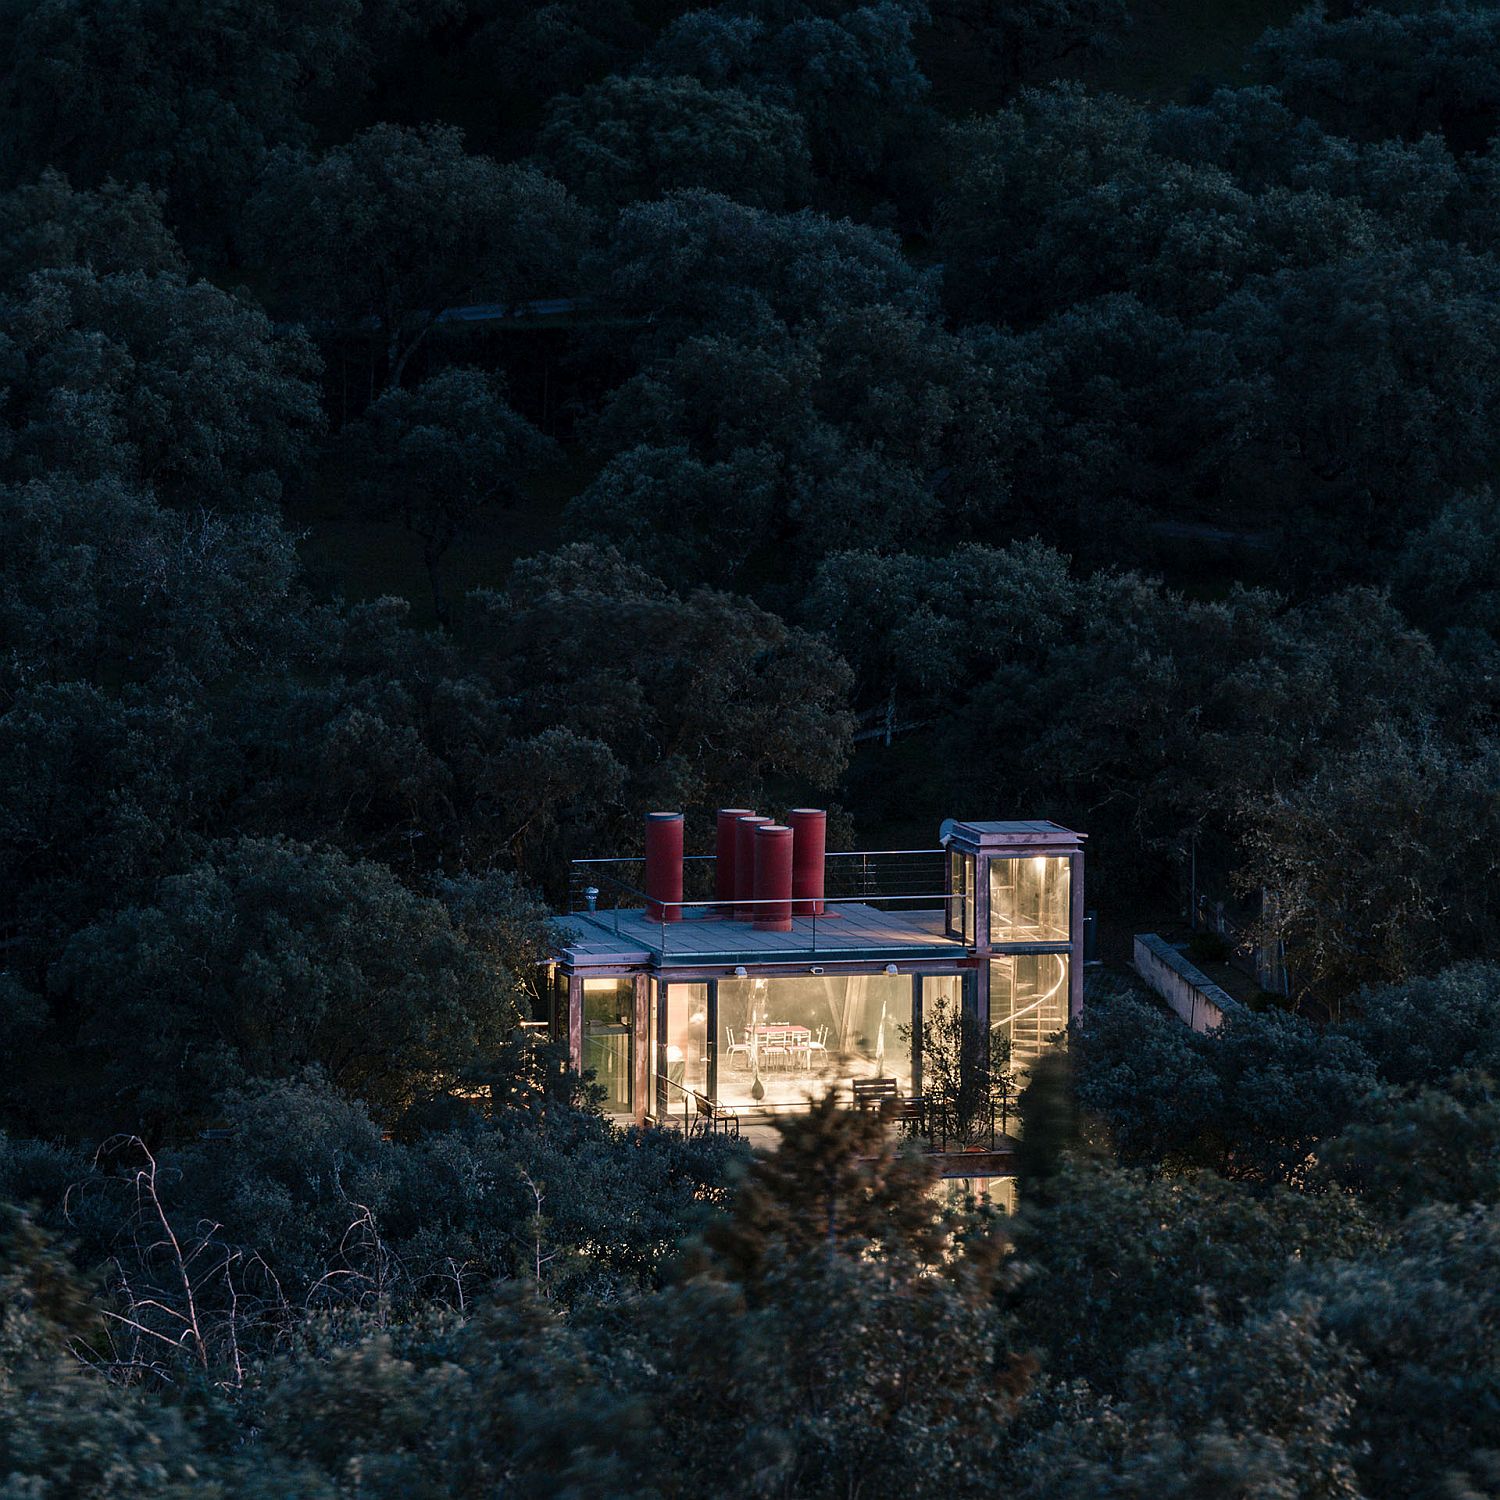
[[746, 1023, 813, 1071]]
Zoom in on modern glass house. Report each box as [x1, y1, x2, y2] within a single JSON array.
[[548, 812, 1085, 1131]]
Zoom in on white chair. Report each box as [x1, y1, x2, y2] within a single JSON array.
[[762, 1029, 790, 1071], [804, 1026, 830, 1067], [725, 1028, 751, 1069]]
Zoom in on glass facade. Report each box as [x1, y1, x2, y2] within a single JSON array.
[[583, 977, 634, 1115], [647, 980, 660, 1117], [935, 1176, 1017, 1214], [663, 982, 710, 1098], [989, 953, 1069, 1076], [717, 974, 912, 1111], [948, 850, 976, 943], [989, 856, 1071, 943]]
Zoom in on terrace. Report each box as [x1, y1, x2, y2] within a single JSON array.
[[560, 845, 960, 964]]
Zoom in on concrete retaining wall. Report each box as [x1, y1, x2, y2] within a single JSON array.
[[1133, 933, 1247, 1032]]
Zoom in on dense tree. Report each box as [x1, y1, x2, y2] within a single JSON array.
[[1186, 245, 1500, 565], [598, 188, 934, 343], [1238, 726, 1500, 1007], [643, 0, 932, 182], [1009, 1297, 1365, 1500], [470, 0, 656, 116], [1343, 962, 1500, 1088], [1007, 1158, 1378, 1391], [0, 474, 302, 695], [926, 0, 1127, 89], [1255, 0, 1500, 154], [1318, 1073, 1500, 1215], [0, 683, 229, 980], [1392, 486, 1500, 660], [0, 1206, 300, 1496], [0, 0, 368, 251], [0, 171, 184, 286], [580, 309, 1010, 575], [462, 544, 855, 864], [251, 125, 592, 388], [939, 86, 1386, 327], [537, 73, 812, 209], [810, 538, 1463, 901], [0, 267, 323, 511], [1074, 973, 1377, 1180], [52, 837, 519, 1132], [565, 442, 781, 583], [1310, 1204, 1500, 1499], [340, 367, 555, 624]]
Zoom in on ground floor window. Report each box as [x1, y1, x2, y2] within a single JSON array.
[[662, 982, 709, 1101], [716, 974, 913, 1111], [583, 977, 634, 1115], [935, 1176, 1017, 1215]]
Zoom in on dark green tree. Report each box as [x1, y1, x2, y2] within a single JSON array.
[[0, 171, 184, 286], [0, 268, 323, 511], [927, 0, 1127, 91], [0, 0, 367, 252], [340, 367, 555, 624], [52, 836, 519, 1132], [599, 188, 934, 345], [0, 474, 302, 695], [537, 73, 812, 209], [251, 125, 592, 388], [1255, 0, 1500, 153]]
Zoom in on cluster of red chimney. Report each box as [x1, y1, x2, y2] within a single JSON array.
[[644, 808, 827, 932]]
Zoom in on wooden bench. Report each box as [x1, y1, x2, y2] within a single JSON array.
[[852, 1077, 926, 1132], [852, 1077, 900, 1109]]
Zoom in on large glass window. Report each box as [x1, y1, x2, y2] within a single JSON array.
[[717, 974, 913, 1112], [935, 1176, 1017, 1214], [664, 983, 709, 1097], [583, 978, 634, 1115], [647, 981, 660, 1118], [989, 954, 1069, 1077], [989, 856, 1070, 943], [948, 851, 975, 943]]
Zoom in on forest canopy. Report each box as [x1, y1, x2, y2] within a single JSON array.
[[4, 0, 1500, 1494]]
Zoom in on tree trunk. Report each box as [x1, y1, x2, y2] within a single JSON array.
[[424, 538, 450, 628]]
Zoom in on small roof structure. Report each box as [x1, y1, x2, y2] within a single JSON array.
[[941, 818, 1084, 851]]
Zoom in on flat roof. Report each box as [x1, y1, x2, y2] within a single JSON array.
[[943, 819, 1084, 849], [557, 902, 968, 969]]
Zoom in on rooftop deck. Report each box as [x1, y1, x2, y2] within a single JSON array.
[[557, 901, 966, 967], [560, 845, 968, 968]]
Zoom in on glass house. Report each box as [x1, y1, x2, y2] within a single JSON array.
[[548, 814, 1085, 1133]]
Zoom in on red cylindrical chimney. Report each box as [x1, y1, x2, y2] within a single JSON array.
[[734, 815, 772, 919], [716, 808, 755, 913], [644, 812, 683, 922], [754, 824, 794, 932], [789, 808, 826, 915]]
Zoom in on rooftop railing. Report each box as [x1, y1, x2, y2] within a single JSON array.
[[565, 848, 956, 958], [568, 847, 947, 909]]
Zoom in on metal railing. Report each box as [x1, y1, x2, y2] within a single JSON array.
[[655, 1072, 1011, 1149], [568, 860, 959, 958], [569, 850, 946, 907], [655, 1074, 740, 1138]]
